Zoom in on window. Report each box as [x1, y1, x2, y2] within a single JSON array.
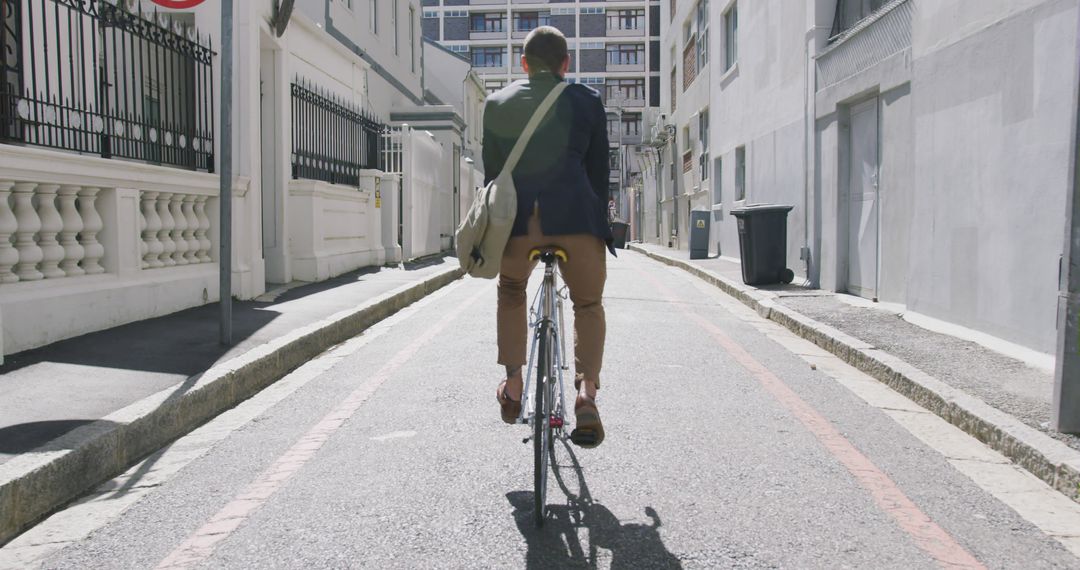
[[713, 157, 723, 206], [609, 147, 620, 169], [444, 10, 467, 17], [724, 4, 738, 71], [552, 7, 575, 16], [422, 10, 437, 18], [698, 110, 709, 180], [370, 0, 378, 34], [471, 13, 504, 33], [605, 78, 645, 103], [607, 9, 644, 31], [471, 46, 505, 67], [697, 0, 709, 69], [580, 42, 605, 50], [622, 113, 641, 136], [485, 79, 506, 94], [515, 11, 550, 32], [682, 36, 697, 90], [393, 0, 399, 55], [831, 0, 889, 38], [670, 66, 677, 110], [735, 145, 746, 201], [580, 77, 605, 85], [606, 44, 644, 66], [448, 45, 469, 53], [410, 7, 416, 72], [581, 7, 605, 15]]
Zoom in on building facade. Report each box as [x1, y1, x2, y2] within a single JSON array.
[[420, 0, 663, 222], [647, 0, 1079, 357]]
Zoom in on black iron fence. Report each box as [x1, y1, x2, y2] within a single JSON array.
[[291, 79, 384, 186], [0, 0, 215, 171]]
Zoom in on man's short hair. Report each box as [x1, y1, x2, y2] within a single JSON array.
[[523, 26, 568, 75]]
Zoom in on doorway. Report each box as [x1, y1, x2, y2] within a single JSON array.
[[845, 97, 880, 300]]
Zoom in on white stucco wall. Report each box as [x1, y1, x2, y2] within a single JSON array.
[[706, 0, 811, 274], [904, 0, 1077, 352]]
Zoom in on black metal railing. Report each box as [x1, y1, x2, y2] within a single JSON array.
[[291, 79, 384, 186], [0, 0, 215, 171]]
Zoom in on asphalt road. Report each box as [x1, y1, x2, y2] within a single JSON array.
[[20, 252, 1080, 569]]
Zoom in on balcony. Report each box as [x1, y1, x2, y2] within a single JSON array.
[[607, 62, 645, 73], [471, 29, 508, 40], [816, 0, 911, 89], [606, 25, 645, 38]]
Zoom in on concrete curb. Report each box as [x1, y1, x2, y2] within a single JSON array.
[[629, 244, 1080, 504], [0, 264, 465, 545]]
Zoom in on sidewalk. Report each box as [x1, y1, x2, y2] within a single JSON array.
[[630, 242, 1080, 504], [0, 257, 463, 544]]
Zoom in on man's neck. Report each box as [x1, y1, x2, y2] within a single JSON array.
[[528, 71, 563, 82]]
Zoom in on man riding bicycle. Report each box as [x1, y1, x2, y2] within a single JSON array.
[[483, 26, 614, 448]]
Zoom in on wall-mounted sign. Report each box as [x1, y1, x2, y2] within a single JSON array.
[[150, 0, 209, 8], [375, 190, 382, 209]]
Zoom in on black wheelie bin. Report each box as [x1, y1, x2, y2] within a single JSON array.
[[730, 204, 795, 286]]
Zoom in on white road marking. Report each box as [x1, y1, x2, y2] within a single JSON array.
[[370, 430, 418, 441]]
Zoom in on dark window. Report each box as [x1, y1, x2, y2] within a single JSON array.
[[471, 47, 505, 67], [470, 13, 504, 32], [606, 44, 644, 65], [607, 9, 644, 31], [606, 78, 645, 102], [831, 0, 889, 38], [514, 11, 550, 31]]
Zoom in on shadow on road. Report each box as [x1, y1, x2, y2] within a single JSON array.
[[507, 440, 682, 569]]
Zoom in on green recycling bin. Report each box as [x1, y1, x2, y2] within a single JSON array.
[[730, 204, 795, 286]]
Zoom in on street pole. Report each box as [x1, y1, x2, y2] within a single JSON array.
[[219, 0, 233, 346], [1054, 8, 1080, 432]]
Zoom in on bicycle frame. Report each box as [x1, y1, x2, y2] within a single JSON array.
[[519, 262, 568, 431]]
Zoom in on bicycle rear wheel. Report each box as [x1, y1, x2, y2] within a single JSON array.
[[533, 320, 552, 527]]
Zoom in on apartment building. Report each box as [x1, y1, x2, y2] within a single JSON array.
[[420, 0, 663, 220], [648, 0, 1079, 356]]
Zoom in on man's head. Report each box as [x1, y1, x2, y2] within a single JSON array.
[[522, 26, 570, 78]]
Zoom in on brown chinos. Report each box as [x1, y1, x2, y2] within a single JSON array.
[[497, 206, 606, 389]]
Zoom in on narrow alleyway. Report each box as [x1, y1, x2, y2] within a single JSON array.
[[3, 253, 1077, 569]]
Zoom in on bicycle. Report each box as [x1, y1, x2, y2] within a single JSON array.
[[516, 246, 571, 527]]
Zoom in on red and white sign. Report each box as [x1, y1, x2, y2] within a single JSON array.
[[150, 0, 209, 9]]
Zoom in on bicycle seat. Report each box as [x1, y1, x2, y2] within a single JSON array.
[[528, 247, 568, 264]]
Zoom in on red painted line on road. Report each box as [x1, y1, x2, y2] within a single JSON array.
[[638, 268, 986, 570], [156, 284, 486, 570]]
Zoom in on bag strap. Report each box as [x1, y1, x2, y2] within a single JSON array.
[[501, 82, 568, 176]]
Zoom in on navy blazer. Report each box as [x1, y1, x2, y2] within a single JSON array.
[[482, 73, 614, 251]]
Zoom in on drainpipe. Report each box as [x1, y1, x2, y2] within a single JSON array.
[[1053, 9, 1080, 433]]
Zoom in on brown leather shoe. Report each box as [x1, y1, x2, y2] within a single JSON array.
[[497, 380, 521, 424]]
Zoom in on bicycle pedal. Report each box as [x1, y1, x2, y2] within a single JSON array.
[[550, 416, 564, 428]]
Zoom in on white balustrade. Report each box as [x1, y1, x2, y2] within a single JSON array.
[[195, 196, 212, 262], [141, 191, 164, 268], [139, 194, 149, 269], [136, 190, 213, 268], [12, 182, 43, 281], [35, 184, 66, 279], [182, 195, 200, 264], [0, 182, 18, 283], [169, 193, 188, 265], [77, 187, 104, 275], [57, 185, 85, 277], [156, 192, 177, 267]]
